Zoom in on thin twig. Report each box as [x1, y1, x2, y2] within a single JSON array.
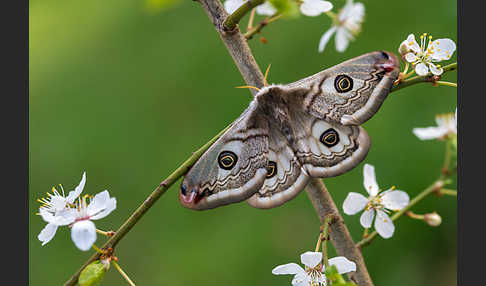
[[244, 14, 283, 40], [223, 0, 264, 31], [391, 62, 457, 92], [112, 261, 136, 286], [62, 124, 231, 286]]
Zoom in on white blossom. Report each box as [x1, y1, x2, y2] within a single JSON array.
[[37, 172, 86, 246], [412, 110, 457, 140], [272, 251, 356, 286], [342, 164, 409, 239], [300, 0, 333, 17], [69, 190, 117, 251], [318, 0, 364, 53], [399, 33, 456, 76]]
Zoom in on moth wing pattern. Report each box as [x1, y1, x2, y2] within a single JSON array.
[[246, 125, 310, 209], [179, 102, 270, 210], [290, 109, 371, 178], [285, 51, 400, 126]]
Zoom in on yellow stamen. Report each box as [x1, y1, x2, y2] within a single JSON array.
[[263, 64, 271, 87], [235, 85, 261, 91]]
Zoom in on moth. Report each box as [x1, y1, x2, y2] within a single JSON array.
[[179, 51, 399, 210]]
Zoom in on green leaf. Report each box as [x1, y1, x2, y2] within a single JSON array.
[[269, 0, 300, 18], [78, 260, 107, 286]]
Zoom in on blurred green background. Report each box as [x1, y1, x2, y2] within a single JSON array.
[[29, 0, 457, 285]]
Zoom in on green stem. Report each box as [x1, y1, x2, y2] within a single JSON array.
[[435, 81, 457, 88], [223, 0, 265, 31], [112, 261, 136, 286], [96, 229, 114, 237], [91, 244, 105, 254], [244, 13, 283, 40], [438, 188, 457, 196]]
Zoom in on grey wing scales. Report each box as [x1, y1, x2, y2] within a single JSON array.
[[246, 126, 310, 209]]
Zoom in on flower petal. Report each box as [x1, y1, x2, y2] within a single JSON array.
[[344, 2, 364, 27], [375, 210, 394, 239], [39, 208, 75, 225], [406, 34, 420, 53], [412, 126, 448, 140], [342, 192, 368, 215], [328, 256, 357, 274], [272, 263, 305, 275], [224, 0, 246, 14], [335, 27, 351, 52], [415, 62, 429, 76], [38, 223, 58, 245], [87, 190, 117, 220], [363, 163, 379, 196], [256, 1, 277, 16], [300, 0, 333, 17], [381, 190, 409, 211], [429, 38, 456, 61], [404, 52, 418, 63], [318, 26, 337, 53], [71, 220, 97, 251], [429, 63, 443, 75], [338, 0, 354, 22], [67, 171, 86, 203], [292, 272, 311, 286], [300, 251, 322, 268], [360, 209, 374, 228]]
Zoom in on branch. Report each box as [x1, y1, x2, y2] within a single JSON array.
[[199, 0, 265, 95], [223, 0, 264, 31], [200, 1, 374, 285], [391, 62, 457, 92], [306, 180, 374, 285]]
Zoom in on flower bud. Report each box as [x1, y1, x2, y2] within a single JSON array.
[[398, 40, 409, 57], [424, 212, 442, 227]]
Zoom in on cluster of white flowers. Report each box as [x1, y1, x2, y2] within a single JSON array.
[[342, 164, 410, 239], [413, 108, 457, 141], [399, 33, 456, 76], [272, 251, 356, 286], [224, 0, 366, 53], [37, 172, 117, 251]]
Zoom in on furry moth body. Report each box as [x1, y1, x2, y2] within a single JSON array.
[[179, 51, 399, 210]]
